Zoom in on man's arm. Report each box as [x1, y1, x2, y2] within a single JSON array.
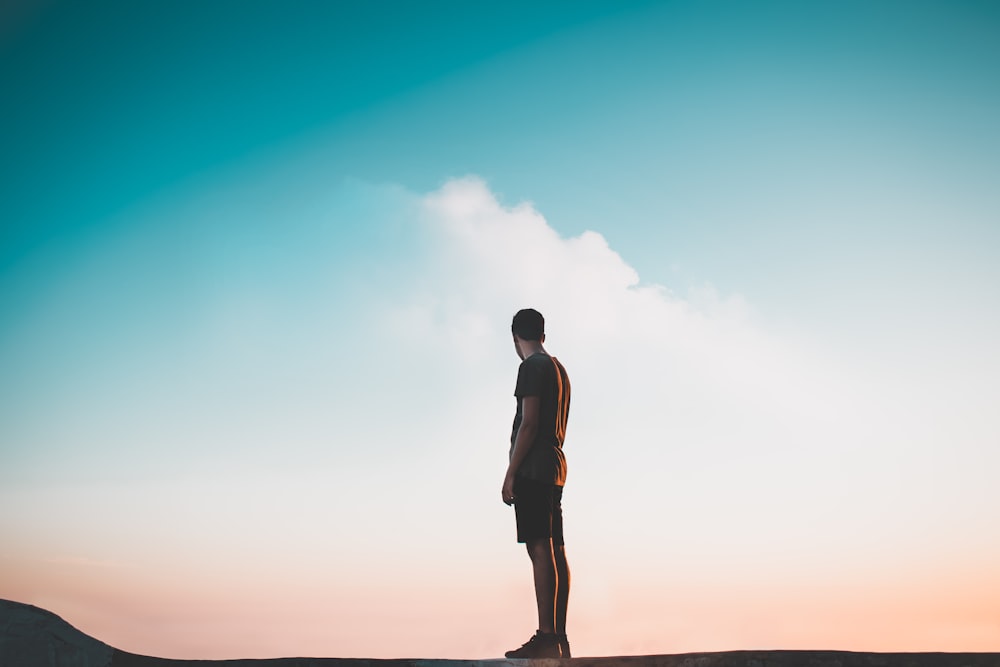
[[502, 395, 540, 505]]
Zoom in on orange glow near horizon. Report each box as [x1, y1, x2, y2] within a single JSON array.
[[3, 547, 999, 659]]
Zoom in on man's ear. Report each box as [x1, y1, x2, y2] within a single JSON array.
[[540, 333, 546, 343]]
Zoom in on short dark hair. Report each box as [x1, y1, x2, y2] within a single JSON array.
[[511, 308, 545, 341]]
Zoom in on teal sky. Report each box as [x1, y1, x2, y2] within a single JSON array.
[[2, 1, 1000, 658], [5, 1, 998, 287]]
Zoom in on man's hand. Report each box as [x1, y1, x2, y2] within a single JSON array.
[[502, 472, 516, 505]]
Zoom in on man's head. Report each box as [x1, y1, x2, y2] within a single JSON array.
[[511, 308, 545, 342]]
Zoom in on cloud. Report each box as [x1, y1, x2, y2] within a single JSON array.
[[371, 177, 874, 558], [370, 175, 991, 566], [403, 176, 847, 428]]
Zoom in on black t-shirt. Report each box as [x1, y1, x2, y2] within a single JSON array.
[[510, 351, 570, 486]]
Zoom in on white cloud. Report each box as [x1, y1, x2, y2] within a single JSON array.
[[372, 177, 877, 555], [371, 177, 1000, 573], [411, 176, 848, 421]]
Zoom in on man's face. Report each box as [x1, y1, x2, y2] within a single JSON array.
[[512, 334, 525, 361]]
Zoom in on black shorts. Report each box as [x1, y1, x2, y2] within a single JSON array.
[[513, 477, 564, 545]]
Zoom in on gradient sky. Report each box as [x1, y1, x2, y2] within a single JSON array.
[[2, 0, 999, 659]]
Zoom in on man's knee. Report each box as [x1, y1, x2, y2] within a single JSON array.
[[525, 537, 554, 560]]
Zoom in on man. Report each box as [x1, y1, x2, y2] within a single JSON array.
[[502, 308, 572, 659]]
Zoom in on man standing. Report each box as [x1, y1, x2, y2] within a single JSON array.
[[502, 308, 572, 659]]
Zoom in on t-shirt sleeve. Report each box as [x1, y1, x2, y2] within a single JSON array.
[[514, 358, 544, 397]]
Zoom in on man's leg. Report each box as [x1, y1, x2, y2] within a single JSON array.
[[551, 482, 571, 657], [505, 480, 562, 659], [554, 543, 570, 635], [525, 537, 557, 634]]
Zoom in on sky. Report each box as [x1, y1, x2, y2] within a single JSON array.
[[1, 0, 999, 659]]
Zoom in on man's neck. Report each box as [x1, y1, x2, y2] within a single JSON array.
[[520, 341, 546, 358]]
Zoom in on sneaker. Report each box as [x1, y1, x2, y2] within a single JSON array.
[[504, 630, 562, 658], [557, 634, 571, 658]]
